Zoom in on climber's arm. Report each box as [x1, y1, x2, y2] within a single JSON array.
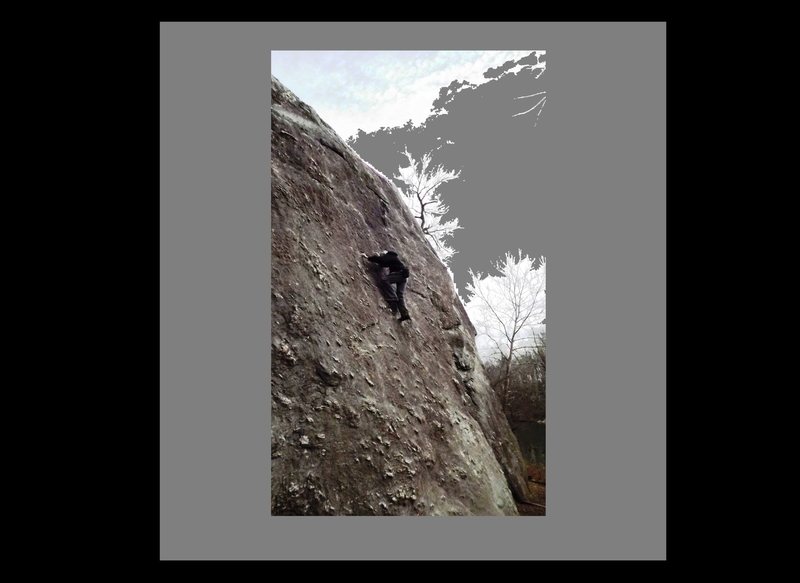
[[365, 253, 388, 265]]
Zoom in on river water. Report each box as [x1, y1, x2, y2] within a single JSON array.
[[510, 420, 546, 465]]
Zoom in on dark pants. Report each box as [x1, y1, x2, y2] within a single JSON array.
[[378, 271, 409, 316]]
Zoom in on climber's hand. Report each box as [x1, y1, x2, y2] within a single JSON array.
[[360, 252, 369, 259]]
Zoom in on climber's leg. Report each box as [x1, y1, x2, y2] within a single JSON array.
[[377, 272, 399, 312], [393, 276, 411, 321]]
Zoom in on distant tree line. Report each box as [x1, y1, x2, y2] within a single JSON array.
[[484, 334, 546, 422]]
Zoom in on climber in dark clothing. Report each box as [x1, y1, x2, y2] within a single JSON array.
[[362, 250, 411, 321]]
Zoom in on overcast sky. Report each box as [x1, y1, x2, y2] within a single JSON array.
[[271, 51, 535, 141]]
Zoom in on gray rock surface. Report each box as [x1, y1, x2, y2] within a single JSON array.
[[270, 76, 532, 515]]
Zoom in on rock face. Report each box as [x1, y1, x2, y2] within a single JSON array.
[[270, 76, 532, 515]]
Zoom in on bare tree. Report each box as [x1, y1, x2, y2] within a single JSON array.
[[394, 148, 462, 265], [483, 333, 546, 420], [464, 251, 546, 408]]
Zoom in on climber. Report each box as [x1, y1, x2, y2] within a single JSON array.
[[361, 249, 411, 322]]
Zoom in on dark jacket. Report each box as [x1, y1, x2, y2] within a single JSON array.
[[368, 252, 409, 277]]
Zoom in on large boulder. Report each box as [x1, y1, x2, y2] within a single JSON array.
[[270, 76, 531, 515]]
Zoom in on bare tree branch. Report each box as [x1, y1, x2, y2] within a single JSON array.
[[395, 149, 461, 265]]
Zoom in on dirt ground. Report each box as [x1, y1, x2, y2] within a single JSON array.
[[516, 462, 546, 516]]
